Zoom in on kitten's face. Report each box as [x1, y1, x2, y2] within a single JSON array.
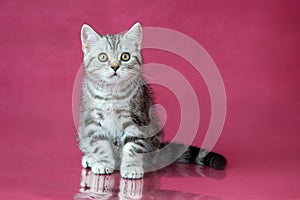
[[81, 23, 142, 85]]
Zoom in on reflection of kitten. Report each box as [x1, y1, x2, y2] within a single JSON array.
[[74, 168, 224, 200], [78, 22, 227, 179]]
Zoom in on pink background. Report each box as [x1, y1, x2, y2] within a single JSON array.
[[0, 0, 299, 199]]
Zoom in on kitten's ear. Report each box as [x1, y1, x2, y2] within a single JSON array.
[[81, 24, 99, 53], [125, 22, 143, 50]]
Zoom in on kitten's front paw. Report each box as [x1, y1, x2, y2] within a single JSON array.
[[91, 163, 114, 175], [121, 165, 144, 179], [82, 155, 95, 168]]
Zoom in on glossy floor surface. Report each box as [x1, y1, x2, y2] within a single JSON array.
[[0, 132, 299, 200], [1, 0, 300, 199]]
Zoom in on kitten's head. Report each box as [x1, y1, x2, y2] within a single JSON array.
[[80, 23, 143, 85]]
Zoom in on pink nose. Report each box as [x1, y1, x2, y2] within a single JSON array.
[[111, 65, 119, 71], [110, 60, 120, 71]]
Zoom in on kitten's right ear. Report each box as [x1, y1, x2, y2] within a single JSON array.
[[125, 22, 143, 50], [81, 24, 99, 53]]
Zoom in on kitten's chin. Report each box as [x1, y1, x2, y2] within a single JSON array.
[[105, 74, 125, 85]]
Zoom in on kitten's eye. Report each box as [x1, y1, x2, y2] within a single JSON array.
[[98, 53, 108, 62], [121, 52, 130, 62]]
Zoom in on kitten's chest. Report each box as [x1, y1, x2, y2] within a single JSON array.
[[98, 99, 129, 138]]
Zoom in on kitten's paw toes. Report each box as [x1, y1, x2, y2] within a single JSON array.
[[81, 155, 94, 168], [91, 163, 114, 175], [121, 166, 144, 179]]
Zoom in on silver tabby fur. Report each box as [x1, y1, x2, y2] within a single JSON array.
[[78, 23, 161, 179], [78, 22, 226, 179]]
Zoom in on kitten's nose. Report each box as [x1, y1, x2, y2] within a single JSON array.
[[110, 61, 120, 71]]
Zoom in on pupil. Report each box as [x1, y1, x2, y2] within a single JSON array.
[[123, 54, 128, 60]]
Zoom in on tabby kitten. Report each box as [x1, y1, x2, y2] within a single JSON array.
[[78, 22, 226, 179]]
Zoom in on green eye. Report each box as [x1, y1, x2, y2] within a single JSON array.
[[98, 53, 108, 62], [121, 52, 130, 61]]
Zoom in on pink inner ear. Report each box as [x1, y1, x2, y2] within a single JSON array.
[[81, 25, 99, 45], [84, 44, 89, 49], [82, 34, 88, 43], [81, 33, 90, 49], [82, 31, 92, 44], [82, 30, 99, 51]]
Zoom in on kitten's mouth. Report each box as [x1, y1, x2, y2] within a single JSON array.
[[112, 73, 119, 77], [109, 73, 121, 80]]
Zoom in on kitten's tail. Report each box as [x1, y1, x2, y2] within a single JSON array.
[[160, 143, 227, 170]]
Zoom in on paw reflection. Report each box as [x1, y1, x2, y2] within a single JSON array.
[[75, 169, 114, 200], [75, 165, 225, 200], [119, 178, 143, 200]]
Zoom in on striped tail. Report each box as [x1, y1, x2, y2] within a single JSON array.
[[160, 143, 227, 170]]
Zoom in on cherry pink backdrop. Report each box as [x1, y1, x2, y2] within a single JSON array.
[[0, 0, 299, 199]]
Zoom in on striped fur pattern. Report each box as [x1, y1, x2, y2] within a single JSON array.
[[78, 23, 226, 179]]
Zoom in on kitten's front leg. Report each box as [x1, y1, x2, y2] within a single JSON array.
[[81, 134, 116, 175], [91, 139, 115, 175], [120, 126, 147, 179]]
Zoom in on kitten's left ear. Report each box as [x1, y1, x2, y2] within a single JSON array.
[[81, 24, 99, 54], [125, 22, 143, 50]]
